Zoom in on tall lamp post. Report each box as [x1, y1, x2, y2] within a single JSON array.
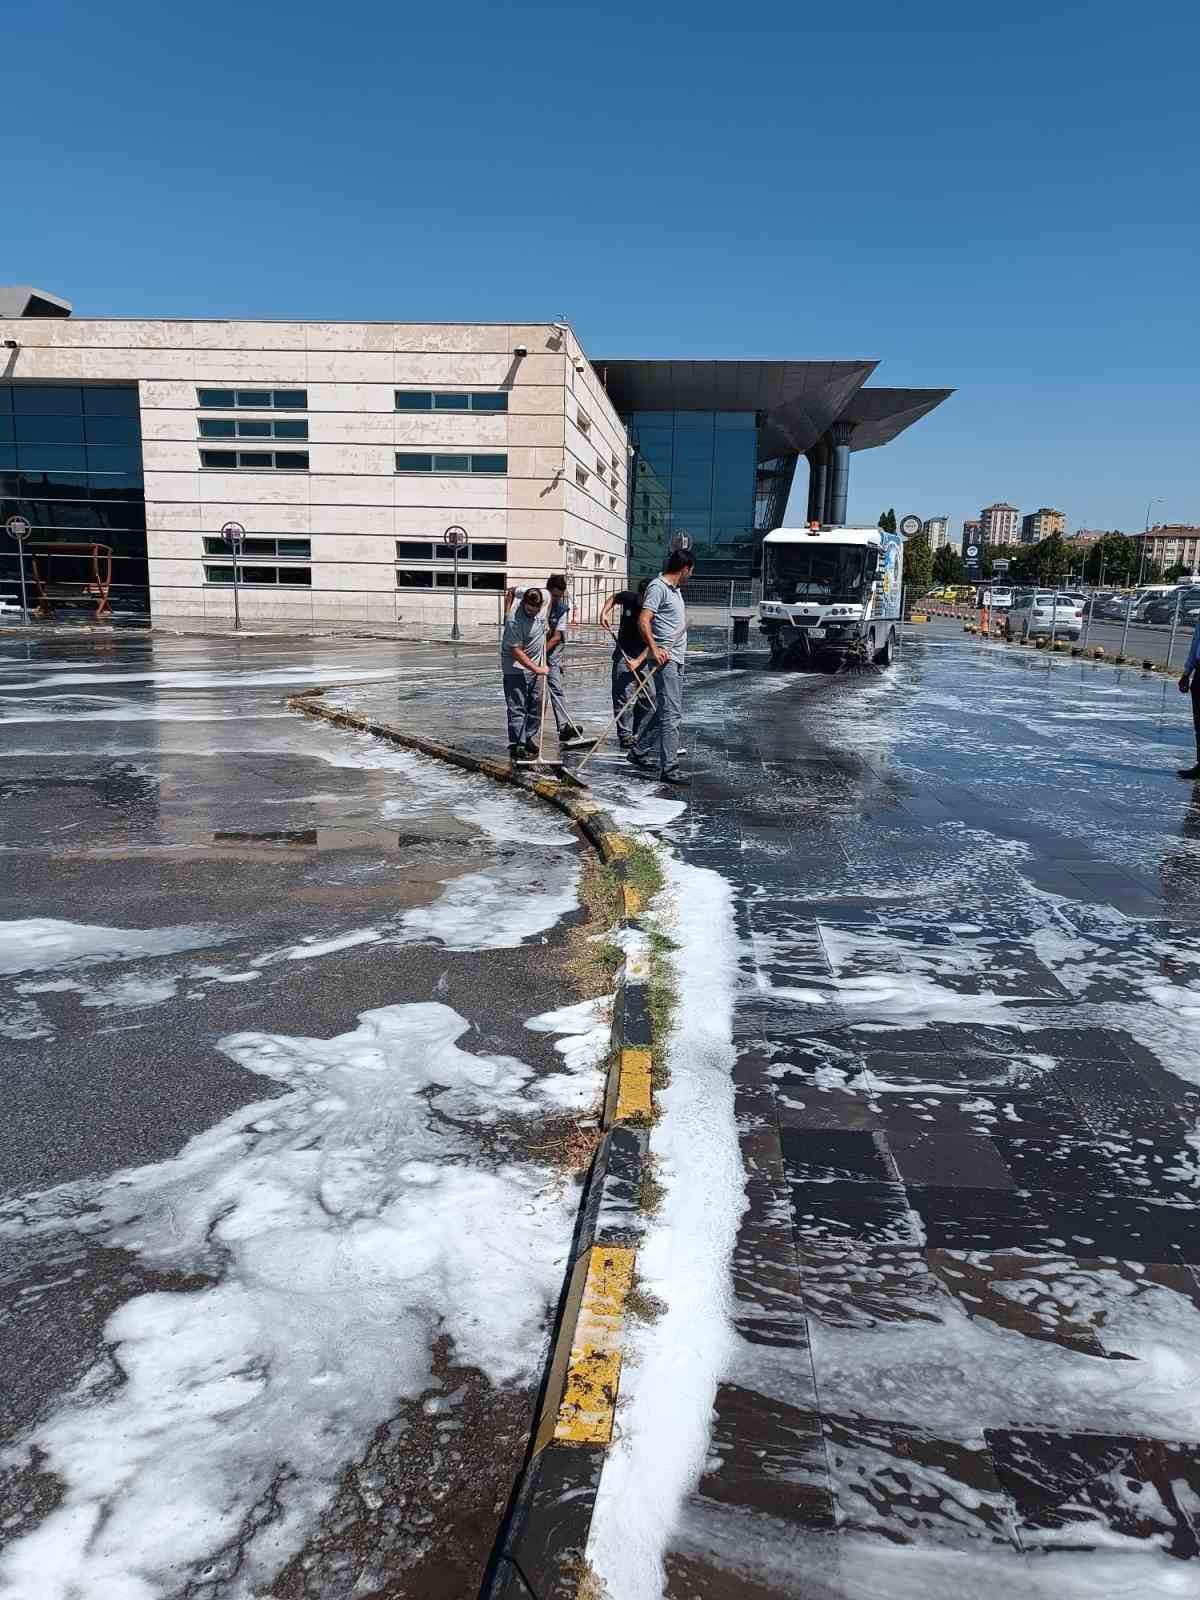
[[4, 515, 32, 624], [1137, 497, 1165, 586], [444, 525, 467, 640], [220, 522, 245, 632]]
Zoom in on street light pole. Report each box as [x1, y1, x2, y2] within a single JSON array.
[[444, 525, 467, 641]]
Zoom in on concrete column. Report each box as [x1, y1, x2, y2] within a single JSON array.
[[829, 421, 855, 526], [806, 443, 830, 524]]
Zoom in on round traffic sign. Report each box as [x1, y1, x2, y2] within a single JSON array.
[[443, 525, 468, 549], [219, 521, 246, 548], [966, 544, 980, 558], [5, 515, 31, 542], [672, 532, 693, 551], [899, 514, 922, 537]]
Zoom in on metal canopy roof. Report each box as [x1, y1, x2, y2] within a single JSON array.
[[596, 358, 951, 460], [0, 285, 73, 318]]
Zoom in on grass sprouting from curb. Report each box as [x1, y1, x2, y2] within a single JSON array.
[[565, 855, 626, 998], [638, 1154, 666, 1216], [646, 926, 680, 1094], [625, 1277, 668, 1324], [570, 1558, 611, 1599], [625, 839, 665, 903]]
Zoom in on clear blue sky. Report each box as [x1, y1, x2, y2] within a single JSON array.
[[7, 0, 1198, 539]]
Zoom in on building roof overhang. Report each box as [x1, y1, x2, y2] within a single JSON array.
[[596, 359, 951, 460]]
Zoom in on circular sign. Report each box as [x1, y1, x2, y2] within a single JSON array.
[[966, 545, 980, 558], [899, 515, 923, 537], [220, 521, 246, 549], [5, 515, 31, 542], [443, 525, 468, 549], [672, 532, 693, 551]]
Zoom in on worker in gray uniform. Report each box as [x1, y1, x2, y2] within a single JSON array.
[[500, 587, 549, 763], [505, 575, 592, 748], [627, 550, 694, 785]]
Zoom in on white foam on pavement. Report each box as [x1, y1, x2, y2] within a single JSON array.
[[588, 856, 744, 1598], [0, 918, 223, 977]]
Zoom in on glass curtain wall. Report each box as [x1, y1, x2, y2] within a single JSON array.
[[0, 384, 147, 613], [626, 410, 759, 579]]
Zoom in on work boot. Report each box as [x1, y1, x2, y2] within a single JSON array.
[[1178, 764, 1200, 780], [659, 766, 691, 786], [511, 743, 537, 765], [523, 740, 540, 760], [618, 735, 633, 751], [627, 749, 654, 772], [560, 723, 594, 748]]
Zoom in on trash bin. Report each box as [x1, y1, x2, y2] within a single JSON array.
[[732, 614, 750, 646]]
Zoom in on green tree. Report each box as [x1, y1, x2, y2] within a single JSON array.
[[878, 508, 897, 533], [903, 530, 933, 597], [1164, 562, 1191, 582], [932, 545, 962, 585], [1082, 533, 1137, 586]]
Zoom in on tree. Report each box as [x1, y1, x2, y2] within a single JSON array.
[[903, 530, 933, 597], [1081, 533, 1137, 587], [878, 508, 897, 533], [1008, 532, 1068, 586], [1164, 562, 1191, 582], [932, 545, 962, 585]]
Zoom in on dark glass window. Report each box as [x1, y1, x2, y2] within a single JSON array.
[[395, 453, 434, 472], [471, 542, 507, 562], [84, 415, 141, 444], [83, 387, 140, 415], [202, 535, 311, 558], [13, 385, 82, 414], [277, 538, 311, 557], [470, 571, 505, 590], [273, 451, 309, 470], [396, 569, 435, 587], [0, 414, 12, 443], [396, 541, 436, 559], [435, 571, 465, 587], [273, 418, 308, 438], [432, 393, 470, 411], [86, 446, 142, 474], [435, 543, 458, 560], [17, 443, 87, 471], [241, 537, 276, 556], [239, 566, 275, 584], [270, 390, 307, 409], [395, 451, 507, 474], [0, 444, 15, 470], [235, 391, 272, 408], [432, 454, 471, 472], [395, 391, 508, 411], [277, 566, 312, 585], [200, 450, 238, 469], [395, 392, 434, 410], [200, 419, 237, 439], [470, 392, 508, 411], [12, 415, 86, 444], [237, 419, 273, 438], [197, 388, 307, 409], [471, 454, 507, 474], [204, 565, 234, 584], [237, 452, 273, 469], [197, 389, 237, 408]]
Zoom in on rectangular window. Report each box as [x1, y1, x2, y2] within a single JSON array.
[[395, 391, 508, 412], [396, 540, 436, 559], [197, 388, 307, 410], [396, 569, 435, 588], [204, 563, 312, 586], [470, 571, 506, 590], [202, 536, 312, 558], [577, 410, 591, 435], [576, 466, 589, 488], [200, 449, 310, 470], [470, 541, 507, 562], [204, 419, 304, 443], [394, 452, 507, 474]]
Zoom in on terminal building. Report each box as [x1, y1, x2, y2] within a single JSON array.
[[0, 287, 950, 625]]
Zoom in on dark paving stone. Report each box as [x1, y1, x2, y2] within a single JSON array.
[[887, 1132, 1016, 1189], [1035, 1190, 1200, 1262], [871, 1089, 1081, 1138], [789, 1181, 923, 1247], [985, 1428, 1200, 1558], [844, 1025, 956, 1055], [994, 1136, 1200, 1202], [777, 1089, 883, 1133], [823, 1415, 1019, 1549], [696, 1384, 835, 1531], [925, 1251, 1108, 1356], [798, 1244, 952, 1328], [864, 1051, 1054, 1093], [908, 1187, 1054, 1252], [780, 1129, 897, 1185], [936, 1023, 1131, 1062]]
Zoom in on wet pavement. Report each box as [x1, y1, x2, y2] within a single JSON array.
[[335, 626, 1200, 1596], [0, 634, 608, 1600]]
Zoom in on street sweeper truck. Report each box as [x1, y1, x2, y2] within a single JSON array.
[[758, 524, 905, 670]]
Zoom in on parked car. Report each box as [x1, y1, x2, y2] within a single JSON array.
[[1005, 591, 1084, 641], [1143, 588, 1200, 626], [1088, 592, 1135, 621]]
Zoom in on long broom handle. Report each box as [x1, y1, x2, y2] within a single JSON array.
[[573, 618, 685, 777]]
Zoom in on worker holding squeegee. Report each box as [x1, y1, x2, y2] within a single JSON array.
[[600, 576, 651, 750], [627, 550, 694, 786]]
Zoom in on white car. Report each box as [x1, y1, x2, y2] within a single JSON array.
[[1005, 591, 1084, 641]]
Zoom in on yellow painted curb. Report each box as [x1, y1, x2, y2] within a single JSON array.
[[622, 883, 643, 917], [601, 831, 631, 859], [554, 1246, 636, 1445], [909, 613, 929, 622], [616, 1047, 653, 1122]]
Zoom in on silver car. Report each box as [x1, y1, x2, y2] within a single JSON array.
[[1005, 591, 1084, 641]]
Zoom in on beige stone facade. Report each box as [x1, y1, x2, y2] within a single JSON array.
[[2, 319, 629, 625]]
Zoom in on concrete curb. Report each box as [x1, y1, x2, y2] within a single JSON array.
[[286, 688, 655, 1600]]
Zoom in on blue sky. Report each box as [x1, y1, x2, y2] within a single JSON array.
[[7, 0, 1198, 538]]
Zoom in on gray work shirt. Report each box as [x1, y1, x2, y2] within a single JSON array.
[[501, 607, 547, 673], [642, 576, 687, 664]]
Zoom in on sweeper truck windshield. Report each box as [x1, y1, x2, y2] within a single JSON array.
[[763, 543, 873, 605]]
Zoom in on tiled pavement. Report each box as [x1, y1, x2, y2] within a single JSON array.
[[333, 629, 1200, 1595]]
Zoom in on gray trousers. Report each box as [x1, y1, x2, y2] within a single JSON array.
[[633, 659, 684, 770], [612, 651, 652, 741], [503, 670, 542, 746], [547, 647, 571, 735]]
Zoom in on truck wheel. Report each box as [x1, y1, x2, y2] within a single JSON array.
[[874, 627, 896, 667]]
